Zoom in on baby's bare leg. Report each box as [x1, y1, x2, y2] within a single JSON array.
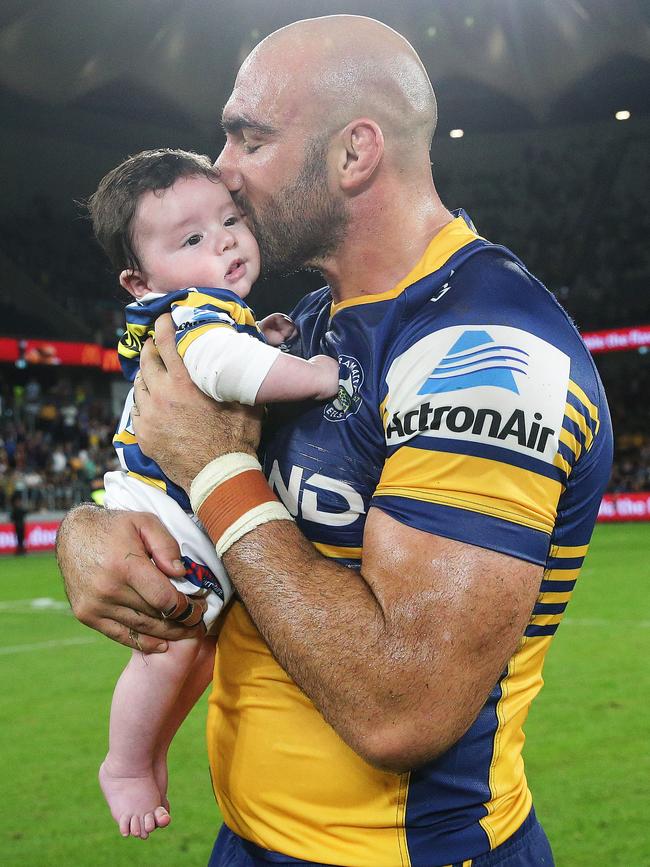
[[152, 636, 217, 806], [99, 634, 212, 839]]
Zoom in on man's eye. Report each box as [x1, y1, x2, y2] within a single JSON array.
[[242, 141, 261, 154], [185, 234, 202, 246]]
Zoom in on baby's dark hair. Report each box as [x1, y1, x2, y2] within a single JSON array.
[[87, 148, 220, 274]]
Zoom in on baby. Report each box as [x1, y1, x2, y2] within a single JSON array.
[[87, 148, 339, 839]]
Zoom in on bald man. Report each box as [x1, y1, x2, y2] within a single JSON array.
[[58, 16, 611, 866]]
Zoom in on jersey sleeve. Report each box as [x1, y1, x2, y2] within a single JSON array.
[[371, 316, 578, 566]]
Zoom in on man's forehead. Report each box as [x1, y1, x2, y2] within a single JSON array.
[[222, 62, 308, 129]]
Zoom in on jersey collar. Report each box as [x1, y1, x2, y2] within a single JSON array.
[[329, 210, 481, 317]]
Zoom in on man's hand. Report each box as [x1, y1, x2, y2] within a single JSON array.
[[56, 504, 206, 652], [133, 314, 262, 491]]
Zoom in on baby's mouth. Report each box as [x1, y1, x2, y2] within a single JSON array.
[[226, 259, 244, 277]]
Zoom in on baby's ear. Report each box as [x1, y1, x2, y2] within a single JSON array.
[[119, 269, 149, 299]]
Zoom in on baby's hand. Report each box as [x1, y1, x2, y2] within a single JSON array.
[[258, 313, 298, 347]]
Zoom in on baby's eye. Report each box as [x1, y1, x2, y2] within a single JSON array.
[[184, 234, 202, 246], [224, 216, 238, 227]]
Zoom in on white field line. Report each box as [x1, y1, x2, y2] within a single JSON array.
[[0, 597, 100, 655], [0, 597, 71, 613], [0, 636, 101, 655]]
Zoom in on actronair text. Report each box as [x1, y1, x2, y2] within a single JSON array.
[[385, 402, 556, 454]]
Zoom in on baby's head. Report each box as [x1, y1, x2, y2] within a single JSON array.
[[88, 148, 260, 300]]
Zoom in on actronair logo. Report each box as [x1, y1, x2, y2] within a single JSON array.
[[418, 330, 529, 396], [385, 402, 556, 454], [383, 325, 571, 463]]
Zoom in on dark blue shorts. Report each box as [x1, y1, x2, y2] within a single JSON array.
[[208, 808, 554, 867]]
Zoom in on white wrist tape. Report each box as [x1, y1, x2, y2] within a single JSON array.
[[190, 453, 293, 557]]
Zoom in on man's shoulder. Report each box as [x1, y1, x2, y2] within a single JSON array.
[[400, 243, 581, 353]]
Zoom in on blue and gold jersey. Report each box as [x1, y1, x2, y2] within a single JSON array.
[[207, 212, 613, 866], [114, 287, 262, 509]]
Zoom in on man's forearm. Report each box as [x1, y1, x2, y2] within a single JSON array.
[[56, 503, 112, 611], [220, 513, 512, 772], [222, 520, 399, 763]]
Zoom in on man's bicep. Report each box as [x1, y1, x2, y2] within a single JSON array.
[[361, 506, 543, 760]]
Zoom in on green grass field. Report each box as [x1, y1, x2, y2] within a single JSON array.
[[0, 523, 648, 866]]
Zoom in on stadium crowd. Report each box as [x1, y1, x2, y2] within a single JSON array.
[[0, 373, 118, 514]]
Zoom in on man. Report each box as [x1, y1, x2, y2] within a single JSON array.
[[57, 15, 612, 866]]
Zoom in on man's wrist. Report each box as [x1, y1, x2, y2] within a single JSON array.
[[190, 453, 293, 556]]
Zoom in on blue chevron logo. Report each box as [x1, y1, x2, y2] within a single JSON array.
[[418, 330, 529, 396]]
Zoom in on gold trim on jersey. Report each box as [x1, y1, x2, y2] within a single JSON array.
[[559, 427, 581, 460], [549, 543, 589, 559], [176, 321, 230, 357], [174, 291, 257, 327], [567, 379, 598, 422], [113, 430, 138, 446], [564, 402, 594, 450], [553, 452, 572, 477], [567, 379, 600, 441], [312, 542, 362, 560], [396, 773, 411, 867], [118, 322, 153, 359], [329, 216, 480, 317], [374, 447, 563, 535], [479, 634, 549, 847], [126, 471, 167, 492], [543, 567, 580, 582]]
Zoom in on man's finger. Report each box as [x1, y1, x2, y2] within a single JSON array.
[[161, 592, 207, 627], [139, 333, 166, 387], [153, 313, 186, 374], [98, 619, 175, 654], [97, 607, 205, 651]]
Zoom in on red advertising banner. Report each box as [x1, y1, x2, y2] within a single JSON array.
[[3, 325, 649, 371], [582, 325, 650, 354], [0, 494, 646, 554], [597, 492, 650, 522], [0, 337, 120, 371], [0, 520, 61, 554]]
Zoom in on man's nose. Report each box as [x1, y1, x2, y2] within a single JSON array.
[[214, 152, 243, 193]]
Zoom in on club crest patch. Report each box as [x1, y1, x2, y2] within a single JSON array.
[[324, 355, 364, 422]]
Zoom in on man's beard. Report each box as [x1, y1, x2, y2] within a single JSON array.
[[234, 136, 349, 279]]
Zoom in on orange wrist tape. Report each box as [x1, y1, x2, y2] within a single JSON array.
[[190, 454, 293, 556]]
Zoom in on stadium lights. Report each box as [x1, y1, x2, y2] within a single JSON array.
[[449, 129, 464, 139], [615, 110, 631, 121]]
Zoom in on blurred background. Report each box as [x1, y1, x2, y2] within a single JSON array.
[[1, 0, 649, 532], [0, 2, 649, 865]]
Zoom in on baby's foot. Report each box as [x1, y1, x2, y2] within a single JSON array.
[[99, 758, 171, 839]]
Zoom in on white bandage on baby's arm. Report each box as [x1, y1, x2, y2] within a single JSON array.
[[182, 327, 282, 405]]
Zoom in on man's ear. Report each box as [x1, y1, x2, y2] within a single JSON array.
[[335, 119, 384, 191], [119, 269, 149, 299]]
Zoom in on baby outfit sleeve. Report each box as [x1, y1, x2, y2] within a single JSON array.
[[170, 289, 282, 405]]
